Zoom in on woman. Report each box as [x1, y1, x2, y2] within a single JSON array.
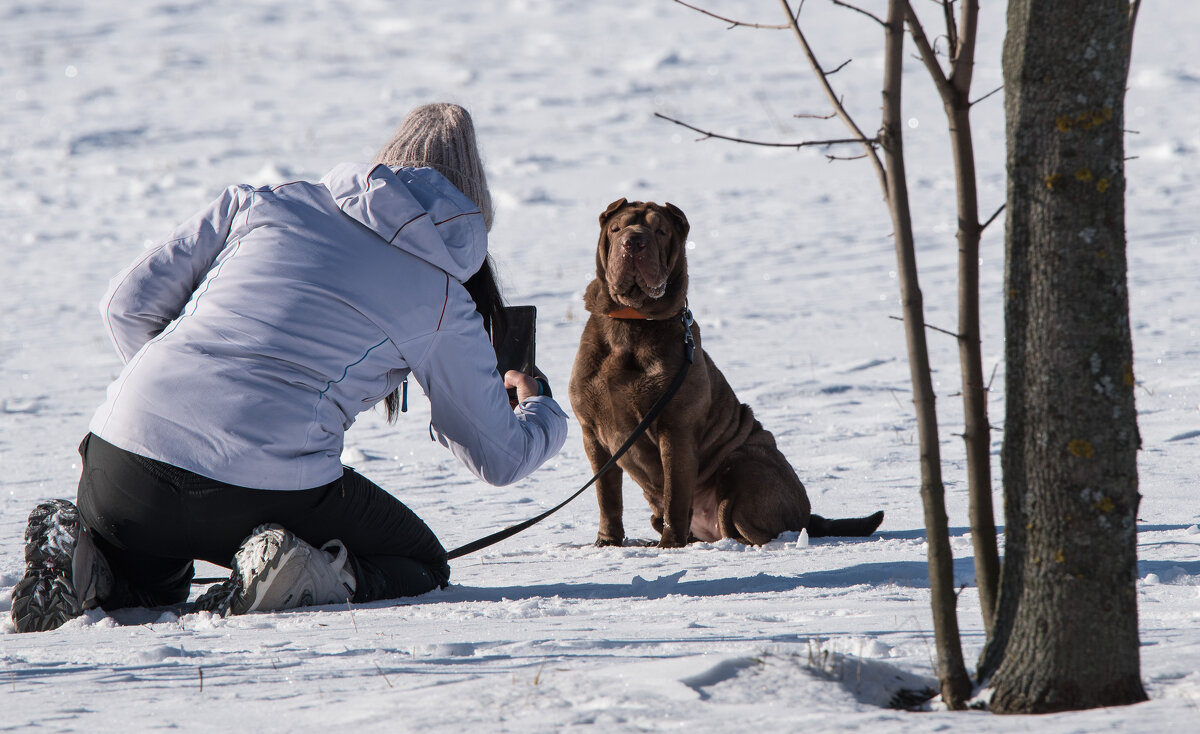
[[12, 103, 568, 632]]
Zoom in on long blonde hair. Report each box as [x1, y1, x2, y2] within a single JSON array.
[[374, 102, 494, 231]]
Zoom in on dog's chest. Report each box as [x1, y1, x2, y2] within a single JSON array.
[[573, 328, 659, 407], [582, 345, 662, 413]]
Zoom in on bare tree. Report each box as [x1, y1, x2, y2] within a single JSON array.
[[904, 0, 1001, 638], [983, 0, 1147, 712], [661, 0, 976, 707]]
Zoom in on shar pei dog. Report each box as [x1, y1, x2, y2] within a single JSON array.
[[569, 198, 884, 548]]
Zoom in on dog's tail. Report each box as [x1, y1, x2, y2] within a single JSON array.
[[807, 510, 884, 538]]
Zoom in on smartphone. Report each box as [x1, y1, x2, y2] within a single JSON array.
[[492, 305, 536, 405]]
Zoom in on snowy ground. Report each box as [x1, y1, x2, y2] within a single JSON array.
[[2, 1, 1198, 731]]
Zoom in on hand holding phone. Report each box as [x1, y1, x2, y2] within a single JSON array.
[[492, 305, 542, 405], [503, 370, 540, 402]]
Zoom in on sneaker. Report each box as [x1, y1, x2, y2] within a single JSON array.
[[195, 524, 356, 616], [11, 499, 113, 633]]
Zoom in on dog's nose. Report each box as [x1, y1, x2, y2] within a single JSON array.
[[620, 233, 647, 252]]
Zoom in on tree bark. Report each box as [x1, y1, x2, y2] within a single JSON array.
[[987, 0, 1147, 713]]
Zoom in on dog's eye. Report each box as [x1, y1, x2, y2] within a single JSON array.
[[610, 224, 620, 233], [655, 229, 667, 237]]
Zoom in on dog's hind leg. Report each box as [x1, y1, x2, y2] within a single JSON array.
[[714, 448, 811, 545], [715, 496, 753, 545]]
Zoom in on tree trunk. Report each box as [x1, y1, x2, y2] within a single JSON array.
[[987, 0, 1147, 713], [950, 99, 1000, 640], [878, 0, 973, 709], [942, 0, 1000, 637], [905, 0, 1001, 640]]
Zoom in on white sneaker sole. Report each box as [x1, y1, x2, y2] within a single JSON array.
[[232, 535, 313, 614]]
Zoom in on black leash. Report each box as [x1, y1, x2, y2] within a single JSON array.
[[447, 306, 695, 560], [190, 307, 694, 583]]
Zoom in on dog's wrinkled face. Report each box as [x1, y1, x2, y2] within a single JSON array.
[[598, 198, 690, 309]]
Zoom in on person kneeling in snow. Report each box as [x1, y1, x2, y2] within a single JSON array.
[[11, 103, 568, 632]]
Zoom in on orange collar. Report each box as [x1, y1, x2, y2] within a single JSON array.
[[607, 306, 653, 319]]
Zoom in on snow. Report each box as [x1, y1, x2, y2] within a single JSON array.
[[2, 0, 1198, 731]]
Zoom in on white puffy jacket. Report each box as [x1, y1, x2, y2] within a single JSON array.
[[90, 163, 567, 490]]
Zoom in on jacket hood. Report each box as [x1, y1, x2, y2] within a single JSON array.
[[321, 163, 488, 282]]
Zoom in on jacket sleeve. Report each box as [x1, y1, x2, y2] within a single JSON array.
[[407, 281, 569, 487], [99, 185, 250, 362]]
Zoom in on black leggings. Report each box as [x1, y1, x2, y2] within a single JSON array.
[[75, 434, 450, 609]]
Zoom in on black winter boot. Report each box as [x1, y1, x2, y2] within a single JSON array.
[[11, 499, 113, 633]]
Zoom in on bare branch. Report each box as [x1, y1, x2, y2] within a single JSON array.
[[827, 58, 853, 75], [671, 0, 790, 29], [942, 0, 959, 62], [826, 152, 870, 162], [795, 110, 837, 120], [970, 84, 1003, 107], [374, 662, 394, 689], [905, 2, 953, 102], [948, 0, 979, 96], [830, 0, 886, 26], [890, 315, 963, 340], [980, 203, 1005, 232], [929, 32, 945, 59], [655, 112, 877, 149], [776, 0, 887, 193]]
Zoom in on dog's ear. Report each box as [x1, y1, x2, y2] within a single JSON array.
[[600, 198, 629, 224], [595, 198, 628, 277], [663, 202, 690, 240]]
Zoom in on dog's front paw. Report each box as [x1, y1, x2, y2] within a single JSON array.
[[656, 530, 688, 548], [655, 520, 691, 548], [594, 535, 625, 548]]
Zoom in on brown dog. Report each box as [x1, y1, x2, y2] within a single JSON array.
[[569, 198, 883, 547]]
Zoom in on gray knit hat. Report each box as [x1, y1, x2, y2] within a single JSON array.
[[375, 103, 495, 231]]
